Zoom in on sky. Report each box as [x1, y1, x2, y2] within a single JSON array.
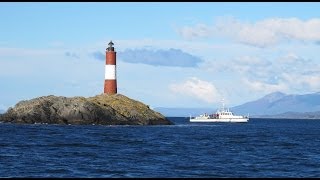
[[1, 2, 320, 110]]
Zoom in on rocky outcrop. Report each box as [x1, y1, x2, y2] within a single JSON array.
[[0, 94, 173, 125]]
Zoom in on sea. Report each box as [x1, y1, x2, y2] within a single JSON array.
[[0, 117, 320, 178]]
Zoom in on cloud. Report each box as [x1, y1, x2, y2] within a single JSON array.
[[242, 78, 288, 94], [91, 48, 204, 67], [280, 72, 320, 91], [117, 48, 204, 67], [278, 52, 311, 66], [210, 52, 320, 95], [232, 55, 271, 71], [215, 55, 273, 81], [169, 77, 221, 103], [65, 51, 79, 59], [91, 51, 105, 61], [178, 23, 212, 40], [225, 54, 320, 95], [177, 17, 320, 47]]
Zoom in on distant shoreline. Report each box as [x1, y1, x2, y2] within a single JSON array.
[[165, 116, 320, 120]]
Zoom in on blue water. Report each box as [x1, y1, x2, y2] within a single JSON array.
[[1, 117, 320, 178]]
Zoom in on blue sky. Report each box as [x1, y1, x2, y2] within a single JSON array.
[[1, 2, 320, 110]]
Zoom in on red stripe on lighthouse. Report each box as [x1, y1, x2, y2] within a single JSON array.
[[104, 41, 117, 94]]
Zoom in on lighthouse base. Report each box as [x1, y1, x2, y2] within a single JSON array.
[[104, 80, 117, 94]]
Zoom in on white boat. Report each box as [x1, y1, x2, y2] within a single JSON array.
[[190, 102, 249, 123]]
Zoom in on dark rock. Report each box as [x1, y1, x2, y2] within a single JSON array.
[[0, 94, 173, 125]]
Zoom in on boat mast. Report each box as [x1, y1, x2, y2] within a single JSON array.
[[221, 98, 225, 111]]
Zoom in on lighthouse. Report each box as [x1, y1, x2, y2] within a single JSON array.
[[104, 41, 117, 94]]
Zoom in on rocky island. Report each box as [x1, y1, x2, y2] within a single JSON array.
[[0, 94, 173, 125]]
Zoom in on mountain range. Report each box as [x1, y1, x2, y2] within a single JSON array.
[[155, 91, 320, 118], [232, 91, 320, 116]]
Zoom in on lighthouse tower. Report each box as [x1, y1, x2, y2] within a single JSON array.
[[104, 41, 117, 94]]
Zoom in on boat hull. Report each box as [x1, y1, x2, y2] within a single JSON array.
[[190, 118, 249, 123]]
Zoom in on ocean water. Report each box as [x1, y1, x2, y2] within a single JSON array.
[[0, 117, 320, 178]]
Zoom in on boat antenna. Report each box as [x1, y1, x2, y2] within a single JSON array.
[[221, 98, 225, 111]]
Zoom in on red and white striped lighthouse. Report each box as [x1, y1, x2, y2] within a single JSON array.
[[104, 41, 117, 94]]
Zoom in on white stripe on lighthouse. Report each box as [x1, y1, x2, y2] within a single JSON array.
[[105, 65, 116, 80]]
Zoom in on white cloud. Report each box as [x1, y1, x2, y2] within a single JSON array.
[[278, 52, 311, 67], [177, 17, 320, 47], [236, 25, 278, 48], [215, 55, 273, 80], [230, 55, 272, 74], [213, 52, 320, 96], [279, 53, 302, 64], [255, 53, 320, 94], [304, 76, 320, 90], [281, 72, 320, 91], [242, 78, 288, 94], [177, 23, 212, 40], [169, 77, 221, 103], [234, 55, 270, 66]]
